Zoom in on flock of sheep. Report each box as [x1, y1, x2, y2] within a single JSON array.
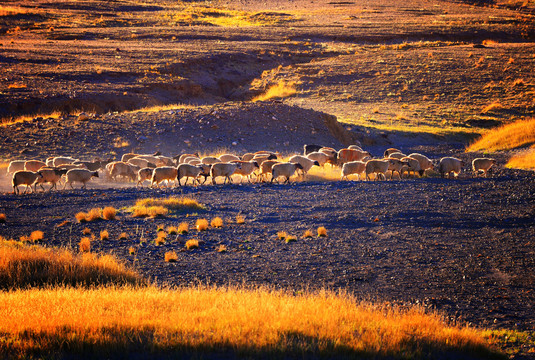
[[6, 144, 497, 194]]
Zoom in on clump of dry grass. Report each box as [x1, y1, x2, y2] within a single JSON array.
[[131, 205, 168, 218], [165, 251, 178, 262], [285, 235, 297, 243], [82, 228, 91, 235], [79, 237, 91, 253], [196, 219, 209, 231], [0, 239, 142, 289], [467, 117, 535, 152], [155, 236, 166, 246], [178, 222, 189, 234], [211, 217, 223, 228], [167, 226, 178, 235], [185, 239, 199, 250], [30, 231, 44, 243], [0, 213, 5, 223], [101, 207, 117, 220], [128, 246, 136, 255], [130, 197, 205, 218], [252, 81, 296, 102], [236, 215, 245, 224], [118, 233, 128, 240], [303, 230, 314, 238], [217, 245, 227, 253], [0, 285, 498, 358], [75, 208, 102, 223], [277, 231, 288, 240], [506, 148, 535, 170], [317, 226, 328, 237], [100, 230, 109, 241]]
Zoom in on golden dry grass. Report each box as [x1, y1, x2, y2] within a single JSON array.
[[167, 226, 178, 235], [277, 231, 288, 240], [128, 246, 136, 255], [75, 208, 102, 222], [100, 230, 109, 241], [211, 217, 224, 228], [79, 237, 91, 253], [165, 251, 178, 262], [252, 80, 297, 102], [30, 230, 44, 242], [236, 215, 245, 224], [467, 117, 535, 152], [118, 233, 128, 240], [196, 218, 209, 231], [285, 235, 297, 243], [131, 197, 205, 218], [101, 207, 117, 220], [178, 222, 189, 234], [0, 213, 6, 223], [185, 239, 199, 250], [217, 245, 228, 253], [0, 286, 499, 359], [82, 227, 91, 235], [155, 236, 166, 246], [506, 148, 535, 170], [0, 240, 142, 289], [131, 205, 168, 218], [303, 230, 314, 238], [317, 226, 328, 237]]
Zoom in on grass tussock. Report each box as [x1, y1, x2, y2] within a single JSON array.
[[253, 81, 297, 102], [467, 117, 535, 152], [155, 236, 166, 246], [101, 207, 117, 220], [118, 233, 128, 240], [76, 207, 118, 222], [0, 213, 5, 223], [100, 230, 109, 241], [178, 222, 189, 234], [285, 235, 297, 243], [0, 239, 142, 289], [303, 230, 314, 238], [317, 226, 328, 237], [30, 231, 44, 243], [277, 231, 288, 240], [128, 247, 136, 255], [0, 286, 499, 359], [217, 245, 227, 253], [164, 251, 178, 263], [211, 217, 224, 228], [131, 197, 205, 218], [82, 227, 91, 235], [506, 148, 535, 170], [196, 219, 209, 231], [131, 205, 168, 218], [236, 215, 245, 224], [167, 226, 178, 235], [79, 237, 91, 253], [185, 239, 199, 250]]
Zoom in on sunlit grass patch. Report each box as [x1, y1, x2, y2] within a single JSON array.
[[75, 208, 102, 223], [303, 230, 314, 238], [118, 233, 128, 240], [506, 148, 535, 170], [30, 231, 44, 243], [101, 207, 117, 220], [196, 219, 209, 231], [211, 217, 223, 228], [236, 215, 245, 224], [79, 237, 91, 253], [217, 245, 227, 253], [185, 239, 199, 250], [167, 226, 178, 235], [131, 205, 169, 218], [317, 226, 328, 237], [178, 222, 189, 234], [1, 111, 63, 126], [0, 213, 5, 223], [285, 235, 297, 243], [100, 230, 109, 241], [131, 197, 205, 218], [252, 81, 297, 102], [481, 102, 504, 114], [165, 251, 178, 263], [155, 236, 166, 246], [0, 286, 500, 359], [277, 231, 288, 240], [82, 227, 91, 235], [0, 239, 142, 289], [467, 117, 535, 152]]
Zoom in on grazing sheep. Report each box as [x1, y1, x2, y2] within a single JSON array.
[[122, 151, 161, 163], [306, 152, 330, 167], [107, 161, 137, 182], [128, 157, 157, 169], [241, 153, 255, 162], [135, 155, 166, 167], [183, 156, 200, 164], [232, 160, 260, 183], [197, 164, 212, 185], [252, 153, 277, 165], [7, 160, 27, 174], [438, 157, 465, 178], [387, 158, 409, 180], [288, 155, 320, 179], [400, 157, 421, 178], [178, 153, 200, 164], [210, 162, 241, 185], [337, 149, 372, 165], [157, 155, 175, 166], [341, 161, 366, 181], [151, 166, 178, 187], [177, 163, 203, 186], [202, 156, 221, 165], [219, 154, 241, 163], [137, 168, 153, 187], [408, 153, 434, 176], [12, 170, 43, 194], [64, 169, 99, 189], [73, 159, 111, 172], [258, 160, 279, 182], [348, 143, 363, 151], [57, 163, 87, 171], [319, 147, 338, 166], [472, 158, 496, 177], [52, 156, 78, 167], [304, 144, 323, 155], [365, 159, 391, 181], [36, 168, 68, 191], [388, 152, 407, 160], [384, 148, 402, 157], [271, 162, 304, 184], [24, 160, 47, 172]]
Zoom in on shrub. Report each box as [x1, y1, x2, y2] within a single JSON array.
[[165, 251, 178, 262], [155, 236, 166, 246], [235, 215, 245, 224], [217, 245, 227, 253], [82, 228, 92, 235], [30, 231, 44, 242], [102, 207, 117, 220], [285, 235, 297, 243], [118, 233, 128, 240], [277, 231, 287, 240], [100, 230, 109, 241], [178, 222, 189, 234], [196, 219, 209, 231], [129, 246, 136, 255], [185, 239, 199, 250], [317, 227, 327, 237], [211, 217, 223, 228], [0, 213, 5, 223], [167, 226, 178, 235], [79, 237, 91, 253], [303, 230, 314, 238], [75, 208, 101, 223]]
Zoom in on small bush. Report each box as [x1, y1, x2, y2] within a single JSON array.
[[118, 233, 128, 240], [155, 236, 166, 246], [178, 222, 189, 234], [285, 235, 297, 243], [165, 251, 178, 262], [157, 231, 167, 239], [128, 246, 136, 255], [101, 207, 117, 220], [0, 213, 6, 223], [167, 226, 178, 235], [75, 208, 101, 223], [277, 231, 287, 240], [236, 215, 245, 224], [79, 237, 91, 253], [196, 219, 209, 231], [100, 230, 109, 241], [303, 230, 314, 238], [317, 227, 327, 237], [211, 217, 223, 228], [156, 224, 164, 232], [217, 244, 227, 253], [82, 228, 92, 235], [185, 239, 199, 250], [134, 197, 206, 213], [131, 205, 168, 218]]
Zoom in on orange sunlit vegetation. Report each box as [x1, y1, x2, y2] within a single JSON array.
[[467, 117, 535, 152]]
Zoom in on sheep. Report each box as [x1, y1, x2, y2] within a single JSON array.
[[387, 158, 409, 180], [438, 157, 465, 178], [219, 154, 241, 163], [472, 158, 496, 177], [157, 155, 175, 166], [288, 155, 320, 179], [365, 159, 391, 181], [348, 143, 363, 151], [337, 149, 372, 165], [73, 159, 111, 172], [384, 148, 402, 157], [107, 161, 137, 182], [306, 152, 330, 167], [56, 163, 87, 171], [137, 168, 153, 187], [45, 157, 55, 167], [252, 153, 277, 165], [177, 163, 204, 186], [271, 162, 304, 184], [241, 153, 255, 162], [24, 160, 47, 172], [12, 170, 43, 194], [128, 157, 157, 169], [64, 169, 99, 189], [304, 144, 323, 155], [400, 156, 421, 178], [183, 156, 200, 164], [258, 160, 279, 182], [135, 154, 166, 167], [341, 161, 366, 181], [231, 160, 260, 183], [319, 147, 338, 166], [408, 153, 434, 176], [388, 152, 407, 160], [151, 166, 178, 187], [122, 151, 161, 163], [202, 156, 221, 165], [7, 160, 26, 174], [36, 168, 68, 191], [210, 162, 241, 185], [52, 156, 78, 167], [197, 164, 212, 185], [177, 153, 199, 164]]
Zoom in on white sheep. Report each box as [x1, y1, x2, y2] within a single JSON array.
[[178, 153, 199, 164], [288, 155, 320, 179], [400, 157, 421, 178], [187, 159, 202, 166], [387, 158, 409, 180], [151, 166, 178, 187], [210, 162, 241, 185], [438, 157, 465, 178], [231, 160, 260, 183], [252, 153, 277, 165], [258, 160, 279, 182], [157, 155, 175, 166], [64, 169, 99, 189], [128, 157, 157, 169], [135, 154, 166, 167], [219, 154, 241, 163], [241, 153, 255, 162], [408, 153, 434, 176], [307, 152, 330, 167], [388, 152, 407, 160], [121, 153, 139, 163], [319, 147, 338, 166], [24, 160, 46, 172], [7, 160, 26, 174], [337, 149, 371, 165], [271, 162, 304, 184], [472, 158, 496, 177], [12, 170, 43, 194], [365, 159, 391, 181], [384, 148, 402, 157], [107, 161, 137, 182], [36, 168, 68, 191], [202, 156, 221, 165], [341, 161, 366, 181], [52, 156, 78, 167], [137, 168, 153, 187], [177, 163, 203, 186], [348, 144, 363, 151]]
